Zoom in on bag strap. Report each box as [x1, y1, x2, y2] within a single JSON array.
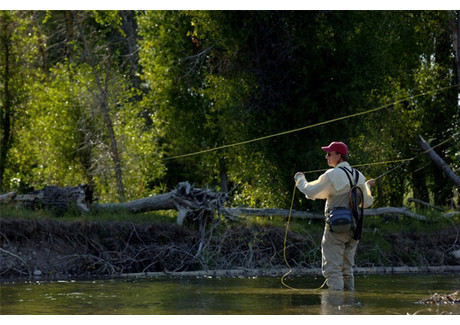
[[339, 166, 364, 240], [339, 166, 357, 187]]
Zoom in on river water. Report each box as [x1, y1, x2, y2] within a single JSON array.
[[1, 273, 459, 315]]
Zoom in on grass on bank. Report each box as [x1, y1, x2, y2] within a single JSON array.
[[1, 204, 458, 234], [0, 205, 178, 224]]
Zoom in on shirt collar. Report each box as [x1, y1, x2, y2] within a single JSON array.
[[336, 161, 351, 169]]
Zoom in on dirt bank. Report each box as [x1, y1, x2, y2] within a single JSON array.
[[1, 218, 459, 280]]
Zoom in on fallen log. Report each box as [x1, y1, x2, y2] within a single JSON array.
[[95, 181, 229, 226], [96, 192, 177, 214]]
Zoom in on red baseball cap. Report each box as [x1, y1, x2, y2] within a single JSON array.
[[321, 142, 348, 155]]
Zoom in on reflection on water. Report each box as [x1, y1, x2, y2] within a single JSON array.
[[1, 273, 459, 315], [320, 291, 361, 314]]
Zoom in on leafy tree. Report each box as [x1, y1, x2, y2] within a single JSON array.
[[0, 11, 43, 192], [352, 11, 458, 207], [3, 10, 164, 202]]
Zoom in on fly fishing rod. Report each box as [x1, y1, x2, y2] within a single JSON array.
[[373, 136, 453, 181]]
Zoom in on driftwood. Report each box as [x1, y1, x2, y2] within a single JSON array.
[[417, 135, 460, 190], [418, 291, 460, 305], [0, 185, 92, 215]]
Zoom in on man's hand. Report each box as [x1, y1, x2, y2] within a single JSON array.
[[366, 178, 375, 187], [294, 172, 305, 182]]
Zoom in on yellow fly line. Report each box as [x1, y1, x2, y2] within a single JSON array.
[[163, 84, 458, 161], [299, 136, 454, 176], [281, 182, 327, 290]]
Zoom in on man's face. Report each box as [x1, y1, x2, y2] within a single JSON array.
[[325, 151, 341, 167]]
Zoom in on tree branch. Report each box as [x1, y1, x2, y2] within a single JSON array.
[[417, 135, 460, 190]]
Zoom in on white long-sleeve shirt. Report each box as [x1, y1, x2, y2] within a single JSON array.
[[295, 162, 374, 216]]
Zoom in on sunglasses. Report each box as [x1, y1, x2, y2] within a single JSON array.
[[326, 152, 339, 157]]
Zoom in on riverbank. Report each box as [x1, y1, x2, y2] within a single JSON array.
[[1, 217, 459, 280]]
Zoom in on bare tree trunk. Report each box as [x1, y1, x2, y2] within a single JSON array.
[[64, 11, 75, 61], [417, 135, 460, 190], [72, 12, 125, 202], [119, 10, 140, 90]]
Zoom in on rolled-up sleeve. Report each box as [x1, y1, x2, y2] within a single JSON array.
[[362, 182, 374, 208], [295, 173, 333, 200]]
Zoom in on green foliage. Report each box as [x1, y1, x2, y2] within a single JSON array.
[[0, 10, 458, 214], [0, 11, 44, 192]]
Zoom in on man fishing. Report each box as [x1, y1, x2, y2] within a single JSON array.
[[294, 141, 375, 291]]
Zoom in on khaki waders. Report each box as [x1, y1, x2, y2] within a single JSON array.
[[321, 228, 358, 291]]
